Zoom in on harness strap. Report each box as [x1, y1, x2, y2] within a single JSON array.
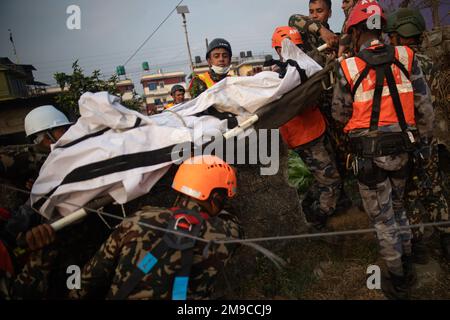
[[369, 65, 386, 132], [384, 63, 409, 132], [351, 65, 370, 98], [111, 208, 206, 300], [111, 239, 168, 300]]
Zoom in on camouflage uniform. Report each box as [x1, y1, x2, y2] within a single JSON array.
[[332, 40, 435, 276], [0, 144, 48, 195], [294, 134, 342, 218], [69, 206, 242, 300], [189, 70, 227, 99], [289, 14, 350, 212], [0, 245, 58, 300], [405, 46, 450, 240], [0, 213, 111, 300], [289, 14, 327, 51]]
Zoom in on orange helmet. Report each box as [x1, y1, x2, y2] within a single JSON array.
[[345, 0, 385, 33], [172, 155, 237, 201], [272, 26, 303, 48]]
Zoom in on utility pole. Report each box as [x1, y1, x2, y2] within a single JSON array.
[[177, 6, 194, 73], [430, 0, 441, 28], [8, 29, 19, 63]]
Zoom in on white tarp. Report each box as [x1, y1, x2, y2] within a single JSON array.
[[31, 40, 322, 220]]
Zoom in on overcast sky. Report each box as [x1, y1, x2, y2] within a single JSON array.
[[0, 0, 448, 94]]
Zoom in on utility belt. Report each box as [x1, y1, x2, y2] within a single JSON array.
[[349, 131, 416, 158]]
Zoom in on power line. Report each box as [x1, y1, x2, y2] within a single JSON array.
[[123, 0, 185, 67]]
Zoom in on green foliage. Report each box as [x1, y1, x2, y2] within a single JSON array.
[[53, 60, 142, 118], [287, 150, 313, 193], [121, 89, 144, 112]]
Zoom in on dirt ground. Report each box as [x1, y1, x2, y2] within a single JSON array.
[[223, 207, 450, 300]]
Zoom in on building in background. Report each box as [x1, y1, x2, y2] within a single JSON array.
[[0, 57, 57, 145], [0, 57, 49, 101], [116, 78, 135, 101], [141, 70, 189, 114]]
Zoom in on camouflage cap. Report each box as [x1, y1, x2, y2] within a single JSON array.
[[395, 8, 426, 38], [384, 11, 398, 34]]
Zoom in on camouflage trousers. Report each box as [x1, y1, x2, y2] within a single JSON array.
[[295, 134, 342, 216], [356, 153, 412, 276], [405, 140, 450, 240]]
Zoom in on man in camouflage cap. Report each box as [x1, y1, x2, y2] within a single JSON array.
[[289, 0, 352, 216], [387, 8, 450, 262], [188, 38, 233, 99], [289, 0, 339, 64], [69, 155, 242, 300]]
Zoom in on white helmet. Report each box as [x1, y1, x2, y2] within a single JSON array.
[[24, 105, 72, 137]]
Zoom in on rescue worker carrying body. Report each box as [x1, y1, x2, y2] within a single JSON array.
[[189, 38, 233, 99], [1, 105, 72, 247], [165, 85, 186, 109], [386, 8, 450, 262], [290, 0, 354, 217], [68, 155, 242, 300], [272, 26, 342, 230], [0, 105, 75, 300], [289, 0, 339, 58], [0, 105, 71, 192], [331, 0, 434, 299]]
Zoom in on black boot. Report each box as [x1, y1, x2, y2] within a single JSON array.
[[440, 234, 450, 262], [381, 271, 411, 300], [411, 240, 429, 265], [303, 201, 328, 230], [402, 255, 417, 287]]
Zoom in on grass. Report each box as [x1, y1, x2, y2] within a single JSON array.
[[223, 205, 449, 300]]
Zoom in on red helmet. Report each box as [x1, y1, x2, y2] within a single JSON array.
[[344, 0, 385, 33], [272, 26, 303, 48]]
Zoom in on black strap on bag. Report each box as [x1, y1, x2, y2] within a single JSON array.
[[111, 208, 206, 300], [194, 106, 238, 129], [263, 58, 308, 82]]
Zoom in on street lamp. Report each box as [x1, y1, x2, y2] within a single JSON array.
[[176, 5, 195, 73]]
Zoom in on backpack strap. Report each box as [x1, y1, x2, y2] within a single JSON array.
[[111, 208, 206, 300]]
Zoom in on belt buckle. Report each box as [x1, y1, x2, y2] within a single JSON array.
[[174, 216, 193, 232]]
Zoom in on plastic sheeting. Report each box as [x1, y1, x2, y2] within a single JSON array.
[[31, 39, 322, 220]]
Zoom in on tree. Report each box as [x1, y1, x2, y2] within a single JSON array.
[[54, 60, 142, 118]]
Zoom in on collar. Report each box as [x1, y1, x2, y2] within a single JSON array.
[[359, 39, 383, 51], [208, 69, 228, 82]]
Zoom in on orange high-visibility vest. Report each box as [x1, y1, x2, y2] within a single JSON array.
[[197, 72, 216, 89], [340, 43, 415, 133], [164, 102, 174, 109], [280, 106, 326, 148]]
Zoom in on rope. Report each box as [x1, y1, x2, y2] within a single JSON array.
[[3, 183, 450, 267]]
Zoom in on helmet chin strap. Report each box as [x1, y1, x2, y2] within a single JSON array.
[[46, 130, 57, 143]]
